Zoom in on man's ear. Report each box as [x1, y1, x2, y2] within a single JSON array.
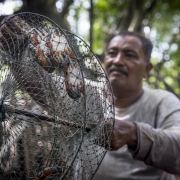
[[143, 62, 153, 78]]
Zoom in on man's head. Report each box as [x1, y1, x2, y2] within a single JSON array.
[[118, 31, 153, 62], [104, 31, 153, 97]]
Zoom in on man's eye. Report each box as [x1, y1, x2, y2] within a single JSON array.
[[126, 53, 136, 58], [108, 51, 116, 56]]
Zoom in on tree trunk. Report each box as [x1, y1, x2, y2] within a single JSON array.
[[116, 0, 157, 32]]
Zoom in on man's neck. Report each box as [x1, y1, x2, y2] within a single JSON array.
[[114, 89, 143, 109]]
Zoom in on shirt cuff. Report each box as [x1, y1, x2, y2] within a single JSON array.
[[132, 122, 153, 161], [128, 122, 140, 157]]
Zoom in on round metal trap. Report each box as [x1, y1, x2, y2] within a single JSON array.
[[0, 13, 114, 180]]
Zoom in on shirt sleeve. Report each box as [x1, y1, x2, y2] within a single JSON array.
[[132, 93, 180, 175]]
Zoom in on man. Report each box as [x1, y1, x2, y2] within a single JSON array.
[[93, 31, 180, 180]]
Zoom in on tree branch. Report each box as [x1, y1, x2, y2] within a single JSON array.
[[143, 0, 158, 17], [148, 73, 177, 96], [61, 0, 74, 18]]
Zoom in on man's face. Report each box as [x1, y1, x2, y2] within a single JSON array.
[[104, 35, 152, 94]]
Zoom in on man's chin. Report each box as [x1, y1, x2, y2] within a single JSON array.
[[109, 79, 126, 88], [108, 73, 127, 81], [109, 76, 126, 84]]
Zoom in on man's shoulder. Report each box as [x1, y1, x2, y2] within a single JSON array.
[[143, 86, 179, 103], [144, 86, 175, 96]]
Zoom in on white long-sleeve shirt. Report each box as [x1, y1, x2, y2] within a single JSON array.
[[93, 86, 180, 180]]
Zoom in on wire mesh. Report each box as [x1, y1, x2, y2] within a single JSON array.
[[0, 13, 114, 180]]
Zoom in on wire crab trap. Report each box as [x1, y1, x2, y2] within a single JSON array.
[[0, 13, 114, 180]]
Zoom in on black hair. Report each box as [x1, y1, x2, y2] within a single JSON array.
[[108, 31, 153, 62]]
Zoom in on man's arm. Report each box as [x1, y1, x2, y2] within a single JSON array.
[[108, 93, 180, 175], [108, 120, 137, 150]]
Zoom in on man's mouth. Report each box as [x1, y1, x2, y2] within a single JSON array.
[[108, 67, 128, 77]]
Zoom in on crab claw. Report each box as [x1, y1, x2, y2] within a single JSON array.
[[62, 55, 84, 100], [29, 29, 55, 73], [66, 88, 81, 100]]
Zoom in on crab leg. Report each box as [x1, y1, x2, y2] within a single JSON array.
[[61, 54, 84, 100], [30, 30, 52, 67]]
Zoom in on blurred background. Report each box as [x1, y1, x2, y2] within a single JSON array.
[[0, 0, 180, 97]]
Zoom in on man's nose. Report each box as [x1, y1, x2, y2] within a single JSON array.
[[113, 53, 124, 65]]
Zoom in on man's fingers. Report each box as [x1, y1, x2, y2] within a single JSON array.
[[94, 121, 114, 149]]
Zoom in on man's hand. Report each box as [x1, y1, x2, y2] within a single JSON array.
[[96, 120, 138, 151], [110, 120, 137, 150]]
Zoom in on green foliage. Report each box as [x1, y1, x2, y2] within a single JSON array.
[[146, 1, 180, 95], [92, 0, 126, 54], [4, 0, 180, 95], [13, 6, 22, 12]]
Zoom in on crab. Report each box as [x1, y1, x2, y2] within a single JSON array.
[[29, 27, 84, 100], [31, 159, 67, 180], [0, 15, 85, 100], [31, 166, 61, 180]]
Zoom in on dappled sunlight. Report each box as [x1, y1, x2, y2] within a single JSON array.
[[0, 0, 22, 15]]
